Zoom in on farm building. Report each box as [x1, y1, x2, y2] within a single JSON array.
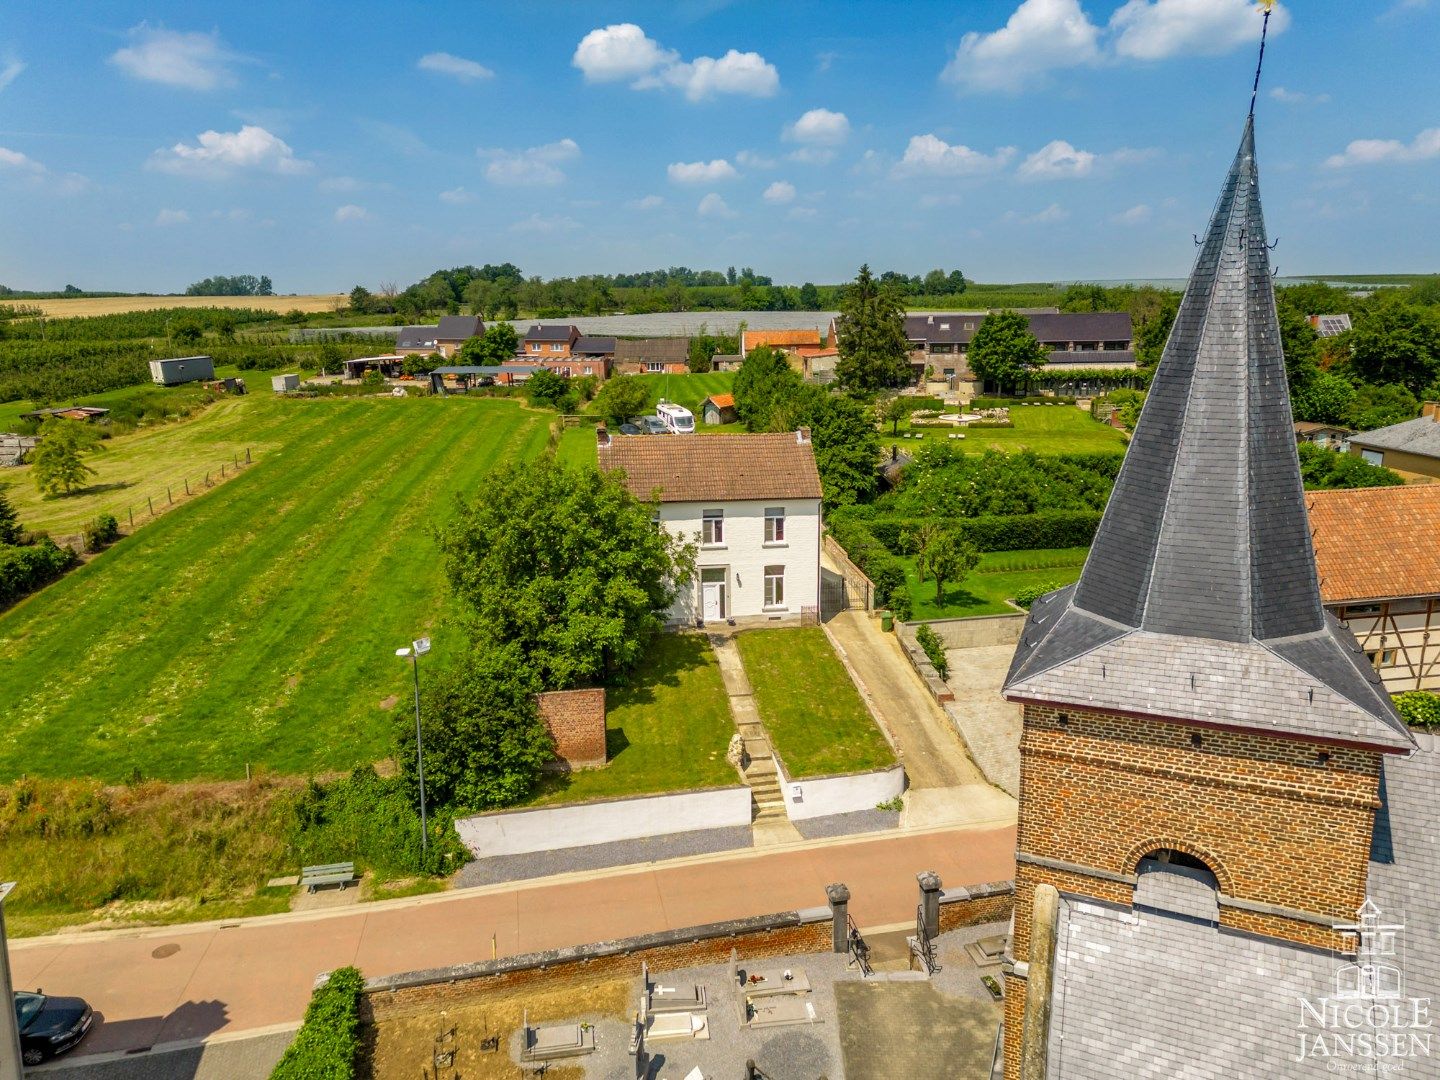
[[701, 394, 737, 425], [271, 374, 300, 393], [1347, 402, 1440, 481], [612, 337, 690, 375], [149, 355, 215, 386], [343, 355, 405, 379], [19, 406, 110, 423]]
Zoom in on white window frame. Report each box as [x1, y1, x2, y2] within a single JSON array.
[[1361, 449, 1384, 466], [763, 565, 785, 609], [647, 361, 665, 373], [550, 343, 563, 353], [702, 509, 724, 547], [764, 506, 786, 545]]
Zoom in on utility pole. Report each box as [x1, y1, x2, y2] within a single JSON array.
[[396, 638, 432, 858]]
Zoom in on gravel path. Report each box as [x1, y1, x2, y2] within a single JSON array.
[[453, 825, 754, 888], [793, 808, 900, 840]]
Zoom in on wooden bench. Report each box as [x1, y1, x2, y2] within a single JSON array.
[[301, 862, 356, 893]]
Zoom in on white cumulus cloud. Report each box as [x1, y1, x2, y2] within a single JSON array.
[[736, 149, 777, 169], [573, 24, 777, 101], [511, 213, 582, 234], [1112, 203, 1152, 225], [439, 186, 476, 204], [479, 139, 580, 186], [1110, 0, 1290, 61], [1004, 203, 1068, 225], [1326, 128, 1440, 168], [110, 24, 242, 91], [668, 159, 738, 184], [0, 60, 24, 94], [154, 208, 190, 225], [0, 146, 44, 176], [1018, 140, 1097, 179], [784, 108, 850, 145], [763, 180, 796, 203], [334, 204, 370, 222], [892, 134, 1016, 178], [630, 194, 665, 209], [943, 0, 1100, 93], [698, 192, 736, 218], [149, 125, 312, 178], [1270, 86, 1330, 106], [417, 52, 494, 82]]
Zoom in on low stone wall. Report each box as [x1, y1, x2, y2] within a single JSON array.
[[536, 688, 607, 769], [362, 908, 833, 1022], [905, 614, 1027, 650], [937, 880, 1015, 934], [454, 785, 753, 858], [775, 756, 906, 822], [822, 532, 874, 611], [895, 624, 956, 704]]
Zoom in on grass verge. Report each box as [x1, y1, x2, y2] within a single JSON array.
[[734, 626, 894, 777], [901, 547, 1088, 620]]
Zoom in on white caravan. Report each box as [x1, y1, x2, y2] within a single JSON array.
[[656, 401, 695, 434]]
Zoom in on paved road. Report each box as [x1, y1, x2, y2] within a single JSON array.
[[11, 824, 1015, 1062]]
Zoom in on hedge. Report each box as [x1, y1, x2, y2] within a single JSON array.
[[0, 539, 79, 611], [1014, 580, 1066, 609], [868, 510, 1102, 554], [916, 625, 948, 679], [271, 966, 365, 1080], [971, 395, 1077, 408], [1393, 691, 1440, 729]]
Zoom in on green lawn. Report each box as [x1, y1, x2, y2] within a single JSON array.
[[882, 402, 1128, 455], [556, 423, 599, 467], [527, 633, 738, 804], [902, 547, 1089, 620], [0, 394, 551, 781], [734, 627, 895, 778], [587, 371, 735, 416]]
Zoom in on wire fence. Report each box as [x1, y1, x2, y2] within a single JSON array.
[[69, 447, 257, 552]]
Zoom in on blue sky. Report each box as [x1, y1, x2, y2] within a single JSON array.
[[1, 0, 1437, 293]]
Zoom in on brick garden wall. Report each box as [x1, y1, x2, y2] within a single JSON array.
[[937, 881, 1014, 934], [537, 688, 607, 769], [361, 912, 831, 1024]]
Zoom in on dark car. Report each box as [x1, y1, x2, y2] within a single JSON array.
[[618, 422, 643, 435], [15, 991, 93, 1065]]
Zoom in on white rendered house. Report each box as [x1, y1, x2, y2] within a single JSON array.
[[597, 428, 823, 625]]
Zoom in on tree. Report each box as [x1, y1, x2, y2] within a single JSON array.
[[834, 265, 911, 395], [967, 310, 1047, 393], [170, 320, 203, 346], [881, 396, 912, 435], [590, 375, 652, 425], [526, 368, 569, 408], [1135, 296, 1178, 366], [399, 648, 553, 810], [798, 282, 822, 309], [903, 521, 946, 583], [348, 285, 375, 314], [1297, 444, 1404, 490], [793, 390, 880, 507], [438, 458, 695, 688], [459, 323, 519, 366], [1278, 307, 1321, 397], [926, 530, 980, 604], [732, 346, 802, 431], [0, 485, 20, 545], [402, 353, 438, 377], [1291, 371, 1355, 426], [1346, 304, 1440, 395], [31, 419, 102, 497], [1347, 383, 1419, 431]]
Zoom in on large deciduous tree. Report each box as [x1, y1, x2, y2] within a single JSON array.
[[439, 458, 695, 688], [459, 323, 520, 366], [590, 375, 652, 425], [1345, 304, 1440, 395], [967, 310, 1048, 393], [32, 419, 102, 497], [733, 346, 802, 431], [834, 265, 911, 395]]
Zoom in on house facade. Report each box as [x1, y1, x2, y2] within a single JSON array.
[[903, 310, 1135, 387], [612, 337, 690, 375], [1310, 485, 1440, 691], [1347, 402, 1440, 481], [596, 429, 822, 625], [519, 324, 615, 378], [395, 317, 484, 359], [1294, 420, 1352, 449]]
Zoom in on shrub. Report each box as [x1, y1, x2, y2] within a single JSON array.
[[915, 625, 948, 680], [888, 589, 912, 622], [271, 966, 364, 1080], [966, 420, 1014, 429], [82, 512, 121, 551], [826, 517, 907, 610], [1014, 580, 1066, 609], [870, 511, 1103, 554], [1393, 691, 1440, 729], [0, 538, 79, 609]]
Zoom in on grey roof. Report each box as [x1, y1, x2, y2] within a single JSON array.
[[435, 315, 483, 340], [1045, 736, 1440, 1077], [1044, 349, 1137, 368], [396, 325, 440, 349], [904, 311, 1133, 347], [1348, 414, 1440, 459], [1004, 118, 1412, 752], [905, 313, 986, 344], [572, 335, 617, 355], [524, 323, 579, 343], [613, 337, 691, 363]]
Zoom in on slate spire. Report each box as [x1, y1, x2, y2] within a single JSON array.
[[1003, 119, 1414, 752]]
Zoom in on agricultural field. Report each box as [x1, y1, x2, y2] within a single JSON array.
[[883, 401, 1128, 455], [17, 294, 347, 318], [900, 547, 1089, 620], [0, 393, 551, 782]]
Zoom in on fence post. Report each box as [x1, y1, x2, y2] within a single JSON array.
[[246, 447, 252, 464], [826, 882, 851, 954], [221, 463, 226, 477], [184, 478, 190, 496], [147, 496, 154, 517], [128, 508, 134, 529], [167, 486, 172, 505]]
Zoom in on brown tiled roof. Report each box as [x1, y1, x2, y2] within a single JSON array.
[[1309, 485, 1440, 603], [703, 393, 735, 408], [742, 329, 822, 351], [598, 432, 822, 502]]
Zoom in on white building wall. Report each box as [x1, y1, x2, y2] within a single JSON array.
[[660, 498, 821, 623]]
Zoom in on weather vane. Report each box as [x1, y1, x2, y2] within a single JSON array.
[[1250, 0, 1277, 117]]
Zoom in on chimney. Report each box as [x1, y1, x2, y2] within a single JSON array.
[[1423, 401, 1440, 422], [797, 427, 811, 444], [596, 424, 610, 448]]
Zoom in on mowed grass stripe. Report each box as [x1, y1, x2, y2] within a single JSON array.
[[0, 398, 546, 780]]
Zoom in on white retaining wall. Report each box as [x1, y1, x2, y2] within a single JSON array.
[[903, 613, 1027, 649], [775, 760, 906, 821], [455, 786, 753, 857]]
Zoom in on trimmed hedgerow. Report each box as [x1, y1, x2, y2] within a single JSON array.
[[271, 966, 365, 1080], [1393, 691, 1440, 729], [915, 625, 949, 680], [868, 510, 1103, 554], [1014, 580, 1066, 610]]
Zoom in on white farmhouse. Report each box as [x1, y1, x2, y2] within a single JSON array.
[[597, 428, 822, 625]]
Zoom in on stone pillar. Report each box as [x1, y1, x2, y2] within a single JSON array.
[[918, 870, 942, 941], [1020, 884, 1060, 1080], [826, 882, 851, 953]]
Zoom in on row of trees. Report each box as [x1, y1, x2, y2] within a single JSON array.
[[185, 275, 274, 297]]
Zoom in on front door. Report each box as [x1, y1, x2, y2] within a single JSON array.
[[702, 582, 724, 621]]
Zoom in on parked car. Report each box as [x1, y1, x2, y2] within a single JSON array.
[[15, 990, 93, 1065], [641, 416, 668, 435], [618, 422, 643, 435]]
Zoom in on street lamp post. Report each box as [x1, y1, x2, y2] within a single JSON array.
[[396, 637, 431, 859]]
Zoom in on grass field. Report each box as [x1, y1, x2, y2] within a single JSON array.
[[0, 394, 551, 782], [528, 633, 737, 804], [734, 627, 894, 777], [17, 294, 347, 318], [590, 371, 735, 415], [883, 402, 1128, 455], [901, 547, 1089, 620]]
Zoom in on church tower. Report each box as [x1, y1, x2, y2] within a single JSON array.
[[997, 115, 1416, 1078]]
